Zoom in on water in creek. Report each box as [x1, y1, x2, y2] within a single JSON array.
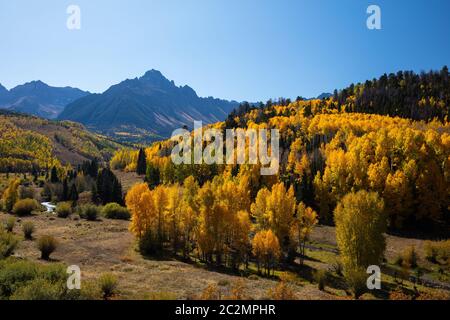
[[41, 202, 56, 213]]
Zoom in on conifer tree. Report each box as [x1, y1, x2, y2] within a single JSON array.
[[50, 166, 59, 183], [62, 178, 69, 201], [136, 148, 147, 176], [96, 168, 123, 205], [69, 184, 79, 203]]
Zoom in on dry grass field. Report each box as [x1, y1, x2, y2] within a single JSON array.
[[1, 208, 448, 300], [0, 212, 337, 300]]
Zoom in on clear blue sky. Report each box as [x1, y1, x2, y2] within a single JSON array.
[[0, 0, 449, 101]]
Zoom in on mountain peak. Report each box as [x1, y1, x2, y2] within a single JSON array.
[[143, 69, 163, 77], [59, 70, 238, 139], [140, 69, 169, 83], [29, 80, 46, 85], [16, 80, 50, 90]]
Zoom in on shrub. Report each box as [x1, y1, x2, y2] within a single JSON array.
[[403, 246, 418, 269], [56, 202, 72, 218], [102, 203, 130, 220], [331, 259, 343, 276], [22, 221, 35, 240], [10, 278, 64, 300], [225, 279, 247, 300], [424, 241, 438, 263], [345, 268, 367, 299], [37, 235, 58, 260], [5, 217, 16, 232], [199, 283, 221, 300], [66, 280, 101, 300], [79, 205, 100, 221], [314, 269, 327, 291], [0, 229, 19, 259], [267, 282, 297, 300], [0, 259, 39, 297], [394, 255, 404, 266], [12, 199, 39, 216], [98, 273, 118, 299], [0, 259, 77, 299]]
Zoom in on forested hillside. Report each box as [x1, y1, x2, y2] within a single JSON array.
[[330, 66, 449, 121], [112, 67, 450, 231], [1, 68, 449, 301], [0, 111, 123, 172]]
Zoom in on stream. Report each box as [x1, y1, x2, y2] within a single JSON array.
[[41, 202, 56, 213]]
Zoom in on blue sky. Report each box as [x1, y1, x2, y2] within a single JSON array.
[[0, 0, 449, 101]]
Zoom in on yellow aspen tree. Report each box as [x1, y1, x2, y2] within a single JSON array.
[[125, 183, 156, 239], [266, 183, 296, 253], [196, 182, 220, 263], [251, 188, 271, 230], [252, 229, 281, 276], [153, 185, 169, 244], [2, 178, 20, 212], [291, 202, 318, 264], [180, 176, 199, 258], [228, 210, 251, 269], [166, 184, 184, 252], [334, 190, 386, 298]]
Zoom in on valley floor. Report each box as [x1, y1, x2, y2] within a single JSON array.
[[1, 211, 448, 300]]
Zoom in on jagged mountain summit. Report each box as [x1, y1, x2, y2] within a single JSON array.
[[58, 70, 239, 139]]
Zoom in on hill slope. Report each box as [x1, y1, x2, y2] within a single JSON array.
[[58, 70, 238, 141], [113, 67, 450, 230], [0, 81, 89, 119], [0, 111, 124, 172]]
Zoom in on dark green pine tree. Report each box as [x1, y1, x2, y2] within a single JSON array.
[[89, 159, 99, 178], [136, 148, 147, 176], [112, 179, 124, 206], [32, 167, 38, 182], [62, 178, 69, 201], [50, 166, 59, 183], [145, 162, 160, 189], [91, 183, 98, 204], [69, 184, 79, 203], [96, 168, 123, 205]]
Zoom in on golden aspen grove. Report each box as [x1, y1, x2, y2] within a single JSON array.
[[104, 68, 450, 300], [1, 68, 449, 301], [2, 1, 450, 313]]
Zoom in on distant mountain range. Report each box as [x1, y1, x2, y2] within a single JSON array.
[[0, 71, 331, 142], [58, 70, 239, 139], [0, 81, 89, 119]]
